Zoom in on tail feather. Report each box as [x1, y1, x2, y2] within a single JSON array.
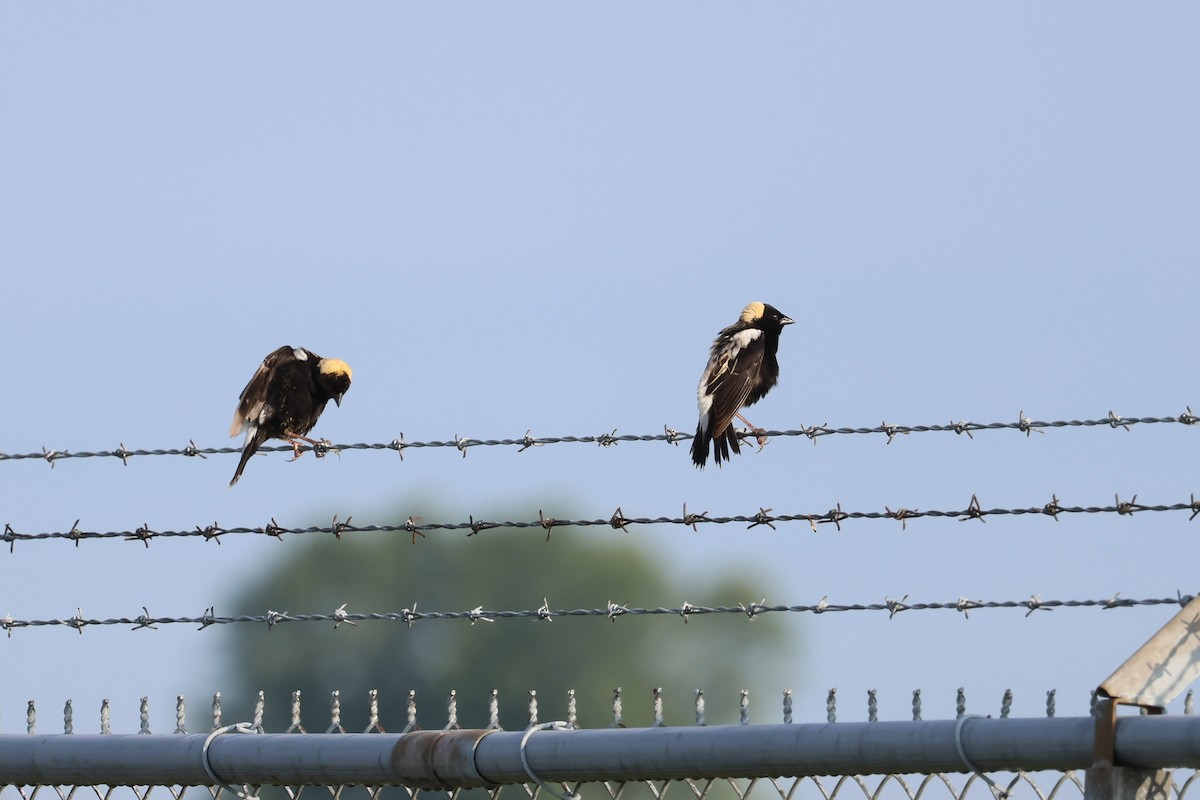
[[691, 421, 710, 467], [712, 426, 740, 466], [692, 415, 744, 468], [230, 430, 267, 486]]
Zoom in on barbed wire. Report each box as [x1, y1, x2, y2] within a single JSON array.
[[1, 408, 1195, 467], [2, 592, 1193, 636], [4, 492, 1197, 549]]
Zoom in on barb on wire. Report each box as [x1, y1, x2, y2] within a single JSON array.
[[5, 493, 1200, 547], [0, 593, 1192, 635], [2, 409, 1195, 466]]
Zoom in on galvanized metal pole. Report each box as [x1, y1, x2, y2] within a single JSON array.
[[2, 715, 1200, 788]]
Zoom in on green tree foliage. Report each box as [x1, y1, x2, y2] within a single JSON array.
[[215, 501, 800, 733]]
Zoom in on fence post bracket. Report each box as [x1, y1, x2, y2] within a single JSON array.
[[1086, 596, 1200, 800]]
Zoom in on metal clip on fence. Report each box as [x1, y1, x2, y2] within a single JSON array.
[[521, 721, 582, 800], [203, 722, 262, 800], [955, 715, 1019, 799]]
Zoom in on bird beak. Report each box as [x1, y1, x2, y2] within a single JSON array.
[[334, 393, 344, 407], [781, 316, 795, 326]]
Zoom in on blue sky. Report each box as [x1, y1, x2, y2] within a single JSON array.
[[2, 3, 1199, 733]]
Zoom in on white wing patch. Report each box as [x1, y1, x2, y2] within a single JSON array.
[[731, 329, 761, 349]]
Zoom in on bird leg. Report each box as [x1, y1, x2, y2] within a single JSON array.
[[283, 433, 320, 462], [736, 413, 771, 450]]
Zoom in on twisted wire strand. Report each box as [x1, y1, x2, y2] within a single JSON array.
[[3, 593, 1192, 635], [1, 409, 1195, 466], [4, 493, 1197, 548]]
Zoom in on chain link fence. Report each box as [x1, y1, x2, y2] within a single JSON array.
[[3, 688, 1199, 800]]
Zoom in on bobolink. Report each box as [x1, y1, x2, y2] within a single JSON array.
[[229, 346, 353, 486], [691, 302, 794, 468]]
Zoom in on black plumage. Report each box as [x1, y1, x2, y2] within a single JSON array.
[[691, 302, 793, 468], [229, 346, 353, 486]]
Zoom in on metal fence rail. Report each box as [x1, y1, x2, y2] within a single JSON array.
[[0, 715, 1195, 787]]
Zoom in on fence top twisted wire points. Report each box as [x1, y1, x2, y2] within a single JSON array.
[[1, 408, 1196, 466]]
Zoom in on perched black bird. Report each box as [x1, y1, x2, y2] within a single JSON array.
[[691, 302, 794, 468], [229, 346, 353, 486]]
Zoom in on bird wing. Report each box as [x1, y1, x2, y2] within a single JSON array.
[[229, 346, 309, 437], [703, 329, 765, 437]]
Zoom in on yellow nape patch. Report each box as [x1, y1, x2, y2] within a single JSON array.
[[319, 358, 353, 380], [740, 302, 766, 323]]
